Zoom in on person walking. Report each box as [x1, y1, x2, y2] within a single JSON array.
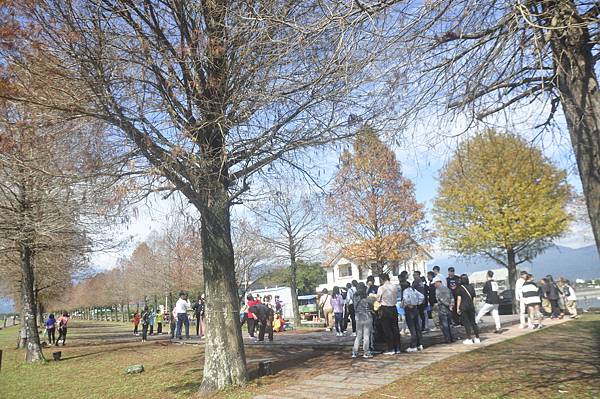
[[141, 306, 150, 342], [155, 309, 164, 334], [562, 280, 579, 319], [351, 282, 376, 358], [446, 267, 460, 325], [175, 291, 191, 340], [133, 311, 141, 335], [456, 274, 480, 345], [432, 277, 454, 343], [319, 289, 334, 332], [412, 271, 427, 332], [401, 281, 425, 352], [543, 275, 561, 319], [346, 281, 358, 336], [248, 303, 275, 342], [515, 270, 529, 328], [377, 273, 401, 355], [331, 286, 345, 336], [45, 314, 56, 345], [475, 270, 502, 333], [55, 312, 70, 346], [521, 274, 544, 328], [192, 294, 206, 338]]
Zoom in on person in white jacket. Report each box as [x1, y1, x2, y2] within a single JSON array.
[[562, 280, 579, 319], [515, 270, 529, 328]]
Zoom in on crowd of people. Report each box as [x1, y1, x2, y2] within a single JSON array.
[[314, 266, 580, 359], [129, 291, 206, 342], [240, 293, 286, 342]]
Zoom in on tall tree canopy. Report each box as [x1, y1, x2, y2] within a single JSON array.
[[326, 126, 426, 274], [433, 130, 572, 298], [0, 1, 396, 389], [384, 0, 600, 256]]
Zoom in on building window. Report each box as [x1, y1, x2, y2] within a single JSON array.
[[338, 263, 352, 278]]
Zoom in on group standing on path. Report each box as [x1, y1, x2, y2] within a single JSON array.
[[311, 265, 581, 360]]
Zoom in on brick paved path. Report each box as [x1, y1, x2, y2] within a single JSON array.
[[253, 317, 569, 399]]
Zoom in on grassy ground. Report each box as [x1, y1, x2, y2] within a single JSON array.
[[0, 320, 336, 399], [1, 315, 598, 399], [359, 314, 600, 399]]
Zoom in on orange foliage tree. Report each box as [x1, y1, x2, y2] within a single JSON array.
[[326, 126, 427, 275]]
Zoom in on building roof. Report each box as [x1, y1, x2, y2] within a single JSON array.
[[324, 240, 433, 269]]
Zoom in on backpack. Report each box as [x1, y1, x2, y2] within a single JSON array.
[[403, 288, 424, 307], [563, 286, 571, 298]]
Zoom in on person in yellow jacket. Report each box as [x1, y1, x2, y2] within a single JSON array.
[[155, 309, 164, 334]]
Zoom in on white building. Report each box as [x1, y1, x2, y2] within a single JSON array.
[[317, 244, 433, 292]]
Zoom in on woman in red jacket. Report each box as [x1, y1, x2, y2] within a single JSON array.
[[245, 294, 260, 338]]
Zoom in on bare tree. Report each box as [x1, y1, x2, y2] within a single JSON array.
[[0, 99, 126, 361], [3, 0, 398, 389], [380, 0, 600, 255], [251, 183, 320, 326], [231, 218, 271, 298]]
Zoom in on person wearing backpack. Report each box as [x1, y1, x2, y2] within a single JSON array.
[[456, 274, 480, 345], [475, 270, 502, 333], [401, 281, 425, 352], [412, 271, 427, 332], [562, 280, 579, 319]]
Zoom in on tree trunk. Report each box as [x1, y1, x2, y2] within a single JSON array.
[[197, 184, 248, 392], [546, 1, 600, 256], [20, 244, 45, 362], [506, 248, 518, 314], [289, 252, 301, 327]]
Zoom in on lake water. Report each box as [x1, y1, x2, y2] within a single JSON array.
[[579, 295, 600, 310]]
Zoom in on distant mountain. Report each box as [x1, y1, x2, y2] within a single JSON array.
[[430, 245, 600, 281]]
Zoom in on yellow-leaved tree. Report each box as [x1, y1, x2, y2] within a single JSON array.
[[326, 126, 426, 275], [434, 130, 572, 303]]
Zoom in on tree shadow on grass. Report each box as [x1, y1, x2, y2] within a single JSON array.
[[463, 318, 600, 397]]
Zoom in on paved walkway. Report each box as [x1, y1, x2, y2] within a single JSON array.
[[253, 317, 570, 399]]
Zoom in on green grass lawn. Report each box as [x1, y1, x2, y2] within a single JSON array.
[[361, 314, 600, 399], [0, 321, 206, 399]]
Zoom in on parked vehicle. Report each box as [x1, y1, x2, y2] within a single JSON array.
[[298, 295, 318, 321]]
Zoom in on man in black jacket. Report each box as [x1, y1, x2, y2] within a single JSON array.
[[248, 304, 275, 342]]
